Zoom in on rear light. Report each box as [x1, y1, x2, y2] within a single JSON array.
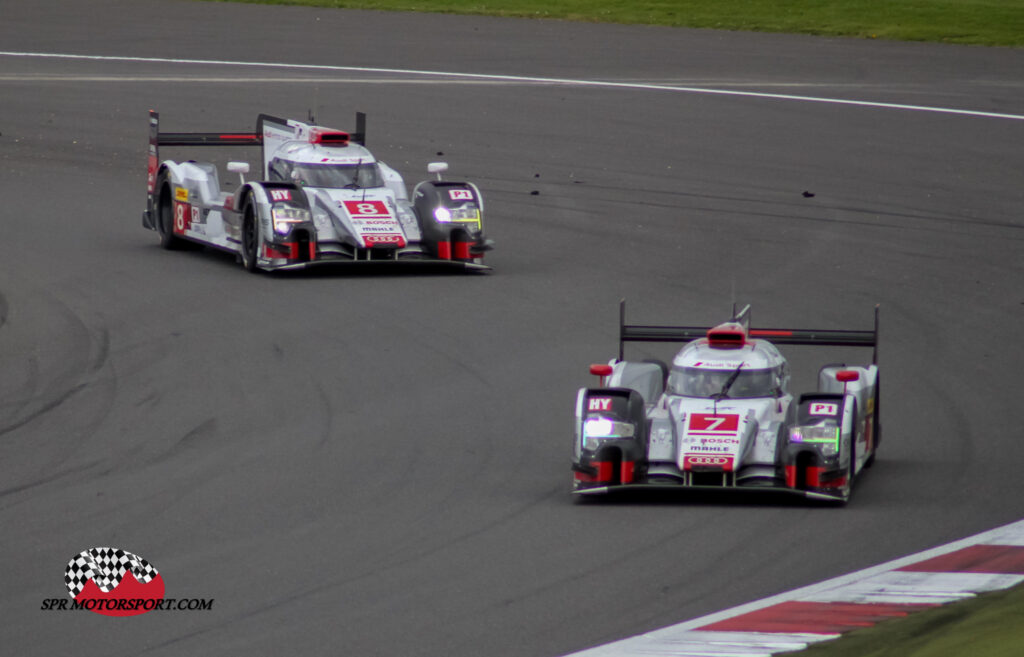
[[309, 129, 350, 145]]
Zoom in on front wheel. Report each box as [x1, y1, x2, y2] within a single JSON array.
[[865, 376, 881, 468], [835, 439, 855, 505], [240, 204, 261, 273]]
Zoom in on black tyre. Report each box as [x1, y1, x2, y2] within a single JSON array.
[[836, 400, 857, 504], [240, 203, 260, 273], [865, 375, 881, 467], [837, 441, 855, 504], [155, 175, 184, 250]]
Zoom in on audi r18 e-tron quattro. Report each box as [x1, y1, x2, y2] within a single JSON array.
[[142, 111, 491, 271], [572, 303, 880, 503]]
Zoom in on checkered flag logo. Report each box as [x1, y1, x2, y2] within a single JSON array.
[[65, 547, 160, 598]]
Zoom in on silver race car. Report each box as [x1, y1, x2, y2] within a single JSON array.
[[572, 303, 880, 503], [142, 111, 491, 271]]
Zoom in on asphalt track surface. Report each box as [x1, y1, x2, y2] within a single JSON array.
[[1, 2, 1022, 656]]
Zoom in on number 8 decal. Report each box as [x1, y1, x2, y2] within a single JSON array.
[[357, 202, 377, 215], [175, 203, 186, 232]]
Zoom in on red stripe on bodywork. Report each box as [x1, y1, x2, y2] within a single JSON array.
[[806, 466, 826, 487], [453, 241, 471, 260], [219, 134, 260, 140], [818, 475, 847, 489], [621, 461, 635, 484], [574, 461, 614, 484], [897, 545, 1024, 574], [436, 241, 451, 260], [699, 601, 935, 634], [264, 243, 297, 259], [750, 330, 794, 336]]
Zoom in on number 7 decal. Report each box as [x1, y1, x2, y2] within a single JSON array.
[[688, 414, 740, 432]]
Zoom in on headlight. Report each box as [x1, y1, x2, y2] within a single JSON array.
[[583, 417, 635, 450], [790, 425, 839, 456], [434, 206, 480, 223], [272, 206, 311, 234]]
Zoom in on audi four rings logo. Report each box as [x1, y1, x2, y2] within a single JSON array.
[[365, 234, 404, 245], [686, 455, 731, 466]]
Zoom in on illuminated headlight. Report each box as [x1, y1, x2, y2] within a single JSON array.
[[583, 417, 635, 450], [434, 207, 480, 223], [790, 425, 839, 456], [272, 206, 310, 234]]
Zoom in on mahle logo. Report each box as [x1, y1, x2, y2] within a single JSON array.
[[64, 547, 165, 617]]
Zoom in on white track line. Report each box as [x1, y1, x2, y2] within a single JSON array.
[[2, 51, 1023, 122]]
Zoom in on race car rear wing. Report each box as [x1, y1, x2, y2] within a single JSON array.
[[146, 109, 367, 203], [148, 110, 367, 148], [617, 300, 879, 364]]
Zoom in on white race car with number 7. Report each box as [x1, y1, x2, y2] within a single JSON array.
[[572, 303, 881, 503], [143, 110, 492, 271]]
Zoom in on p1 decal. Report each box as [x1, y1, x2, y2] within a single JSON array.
[[65, 547, 165, 617], [269, 189, 292, 202], [588, 398, 612, 412], [687, 413, 739, 433], [448, 189, 473, 201], [810, 402, 839, 416]]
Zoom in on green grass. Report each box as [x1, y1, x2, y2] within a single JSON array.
[[211, 0, 1024, 47], [782, 582, 1024, 657]]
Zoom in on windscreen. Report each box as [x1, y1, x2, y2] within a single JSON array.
[[667, 366, 779, 398], [269, 159, 383, 188]]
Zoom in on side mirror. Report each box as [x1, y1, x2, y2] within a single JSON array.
[[427, 162, 449, 180], [227, 161, 250, 185], [589, 363, 613, 386], [836, 369, 859, 395]]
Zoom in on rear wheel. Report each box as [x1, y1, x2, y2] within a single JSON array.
[[156, 177, 183, 250]]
